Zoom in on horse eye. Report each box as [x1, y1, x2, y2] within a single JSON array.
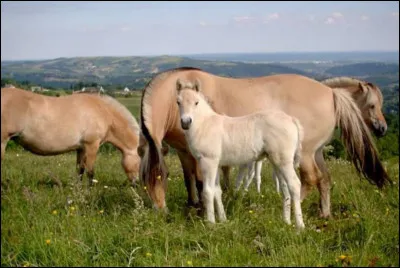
[[195, 101, 199, 106], [370, 104, 375, 109], [177, 101, 180, 105]]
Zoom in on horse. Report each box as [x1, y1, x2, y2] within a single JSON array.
[[235, 76, 389, 194], [175, 78, 306, 230], [1, 87, 141, 185], [138, 67, 391, 218]]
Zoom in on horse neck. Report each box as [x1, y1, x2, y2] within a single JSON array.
[[192, 100, 218, 126], [106, 122, 139, 155]]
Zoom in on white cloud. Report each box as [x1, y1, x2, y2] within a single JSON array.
[[324, 17, 335, 25], [332, 12, 343, 19], [267, 13, 279, 20], [360, 15, 369, 21], [233, 16, 254, 23]]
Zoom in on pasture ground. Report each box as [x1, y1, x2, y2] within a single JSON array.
[[1, 94, 399, 267]]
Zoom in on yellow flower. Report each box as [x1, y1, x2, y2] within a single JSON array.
[[145, 252, 152, 257], [70, 206, 75, 211], [143, 186, 147, 190], [52, 210, 58, 215], [22, 261, 30, 267], [104, 185, 108, 189], [339, 255, 347, 261], [187, 260, 193, 265], [92, 179, 99, 184], [261, 195, 265, 198], [99, 210, 104, 214], [157, 175, 161, 180], [45, 239, 51, 245], [249, 210, 254, 214]]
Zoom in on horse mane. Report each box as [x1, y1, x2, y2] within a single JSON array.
[[322, 76, 383, 104], [99, 94, 140, 136]]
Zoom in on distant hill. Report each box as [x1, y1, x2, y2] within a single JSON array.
[[0, 56, 310, 89], [324, 62, 399, 77]]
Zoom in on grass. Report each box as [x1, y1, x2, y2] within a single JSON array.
[[1, 149, 399, 267], [1, 96, 399, 267]]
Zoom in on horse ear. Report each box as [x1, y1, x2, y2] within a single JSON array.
[[194, 79, 201, 92], [176, 78, 183, 92], [358, 82, 368, 93]]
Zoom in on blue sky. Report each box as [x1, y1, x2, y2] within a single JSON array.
[[1, 1, 399, 60]]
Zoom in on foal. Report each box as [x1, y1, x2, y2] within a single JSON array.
[[175, 78, 306, 230]]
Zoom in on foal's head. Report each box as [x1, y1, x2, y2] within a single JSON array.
[[176, 78, 206, 130]]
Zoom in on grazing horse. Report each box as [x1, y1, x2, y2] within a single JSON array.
[[175, 79, 305, 230], [1, 87, 141, 185], [138, 67, 391, 217], [237, 76, 389, 194]]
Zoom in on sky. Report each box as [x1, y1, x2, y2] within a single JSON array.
[[1, 1, 399, 61]]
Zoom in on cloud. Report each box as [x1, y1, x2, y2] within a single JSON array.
[[360, 15, 369, 21], [332, 12, 343, 19], [262, 13, 280, 24], [233, 16, 254, 23], [324, 17, 335, 25]]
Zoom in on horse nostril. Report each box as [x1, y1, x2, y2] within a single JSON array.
[[188, 118, 192, 124]]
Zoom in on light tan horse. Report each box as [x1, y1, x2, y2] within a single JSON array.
[[239, 76, 389, 194], [176, 79, 305, 230], [1, 87, 141, 185], [138, 67, 391, 217]]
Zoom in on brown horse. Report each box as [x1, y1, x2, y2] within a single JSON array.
[[1, 87, 141, 185], [138, 67, 391, 217]]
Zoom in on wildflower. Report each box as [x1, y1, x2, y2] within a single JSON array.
[[92, 179, 99, 184], [261, 195, 265, 198], [52, 210, 58, 215], [385, 207, 389, 215], [145, 252, 152, 257], [156, 175, 161, 180], [104, 185, 108, 189], [45, 239, 51, 245], [99, 209, 104, 214], [249, 210, 254, 214], [70, 206, 76, 211], [339, 255, 347, 261], [144, 186, 147, 190], [187, 260, 193, 265], [269, 221, 272, 224]]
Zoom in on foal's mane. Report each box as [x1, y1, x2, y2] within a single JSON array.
[[322, 76, 383, 103], [99, 94, 140, 135]]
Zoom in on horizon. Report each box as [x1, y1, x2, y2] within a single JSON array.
[[1, 1, 399, 61], [1, 50, 399, 62]]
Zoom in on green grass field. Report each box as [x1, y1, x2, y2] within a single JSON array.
[[1, 95, 399, 267]]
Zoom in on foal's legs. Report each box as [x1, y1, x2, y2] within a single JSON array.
[[220, 166, 231, 191], [235, 163, 250, 191], [276, 162, 305, 230], [254, 160, 263, 193], [243, 161, 255, 191], [272, 169, 280, 193], [274, 168, 292, 224], [199, 158, 220, 223], [214, 169, 227, 222], [314, 147, 332, 218]]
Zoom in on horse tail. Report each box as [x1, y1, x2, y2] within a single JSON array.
[[292, 117, 304, 168], [332, 87, 392, 188]]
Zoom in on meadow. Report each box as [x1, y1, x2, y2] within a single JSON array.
[[1, 94, 399, 267]]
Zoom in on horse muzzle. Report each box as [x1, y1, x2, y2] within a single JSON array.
[[372, 120, 387, 137], [181, 118, 192, 130]]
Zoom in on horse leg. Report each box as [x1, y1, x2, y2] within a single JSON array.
[[243, 161, 255, 191], [274, 167, 291, 225], [83, 141, 100, 186], [214, 168, 227, 222], [276, 162, 305, 231], [315, 148, 332, 218], [254, 160, 263, 193], [272, 168, 280, 193], [299, 153, 320, 202], [76, 148, 85, 181], [177, 150, 200, 207], [199, 158, 219, 224], [1, 140, 8, 162], [220, 166, 230, 191], [235, 164, 249, 192]]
